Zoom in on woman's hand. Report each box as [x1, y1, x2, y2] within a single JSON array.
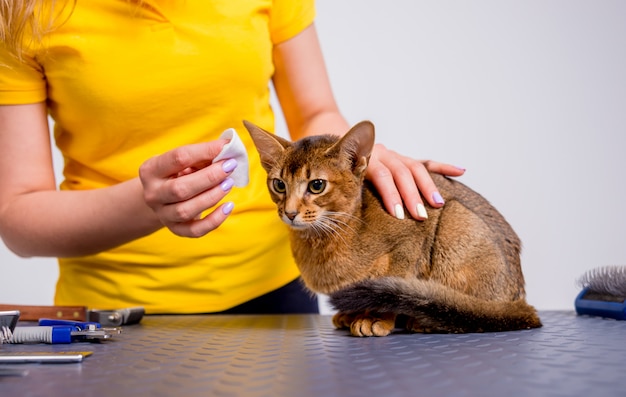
[[366, 143, 466, 221], [139, 139, 238, 237]]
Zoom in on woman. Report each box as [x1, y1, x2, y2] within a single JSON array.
[[0, 0, 464, 314]]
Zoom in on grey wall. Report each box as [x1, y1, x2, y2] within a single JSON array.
[[1, 1, 625, 312]]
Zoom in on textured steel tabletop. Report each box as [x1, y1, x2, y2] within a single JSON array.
[[0, 311, 623, 397]]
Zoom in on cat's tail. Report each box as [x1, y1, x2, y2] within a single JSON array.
[[329, 277, 542, 333]]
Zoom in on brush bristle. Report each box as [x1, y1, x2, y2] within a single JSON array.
[[577, 266, 626, 297]]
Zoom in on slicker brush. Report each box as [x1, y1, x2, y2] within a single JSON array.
[[575, 266, 626, 320]]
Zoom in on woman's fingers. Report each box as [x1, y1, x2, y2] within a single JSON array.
[[366, 144, 465, 221], [145, 140, 228, 178], [138, 139, 239, 237], [159, 158, 237, 204], [166, 200, 235, 238], [159, 175, 234, 221], [366, 146, 417, 220], [421, 160, 466, 178]]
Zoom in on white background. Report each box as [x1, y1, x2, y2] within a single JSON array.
[[1, 1, 625, 313]]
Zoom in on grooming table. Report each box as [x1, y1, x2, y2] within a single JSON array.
[[0, 311, 623, 396]]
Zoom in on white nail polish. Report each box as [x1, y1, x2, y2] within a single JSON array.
[[416, 203, 428, 219], [394, 204, 405, 220]]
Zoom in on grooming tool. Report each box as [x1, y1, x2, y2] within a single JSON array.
[[39, 318, 103, 328], [0, 351, 92, 364], [7, 319, 121, 344], [0, 311, 20, 345], [0, 304, 144, 325], [575, 265, 626, 320], [89, 306, 145, 327]]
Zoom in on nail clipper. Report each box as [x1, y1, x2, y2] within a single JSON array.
[[8, 319, 121, 344]]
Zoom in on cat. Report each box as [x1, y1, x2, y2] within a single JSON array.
[[243, 120, 542, 337]]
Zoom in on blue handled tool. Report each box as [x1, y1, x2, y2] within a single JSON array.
[[6, 319, 121, 344], [575, 287, 626, 321], [38, 319, 102, 329]]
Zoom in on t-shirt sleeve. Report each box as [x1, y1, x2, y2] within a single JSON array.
[[269, 0, 316, 44], [0, 45, 48, 105]]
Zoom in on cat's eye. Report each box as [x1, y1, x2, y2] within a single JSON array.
[[272, 179, 286, 193], [308, 179, 327, 194]]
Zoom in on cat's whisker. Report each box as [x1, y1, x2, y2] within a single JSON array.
[[314, 216, 355, 247], [325, 212, 364, 229], [310, 217, 337, 237], [322, 212, 362, 236]]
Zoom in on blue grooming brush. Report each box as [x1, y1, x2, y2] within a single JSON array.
[[575, 266, 626, 320]]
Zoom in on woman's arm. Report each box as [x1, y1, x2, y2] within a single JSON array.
[[272, 24, 465, 221], [0, 103, 235, 257]]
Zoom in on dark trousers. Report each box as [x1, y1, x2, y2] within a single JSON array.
[[217, 278, 319, 314]]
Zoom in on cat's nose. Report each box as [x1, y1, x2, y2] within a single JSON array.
[[285, 211, 298, 221]]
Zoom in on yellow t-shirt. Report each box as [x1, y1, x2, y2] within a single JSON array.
[[0, 0, 315, 313]]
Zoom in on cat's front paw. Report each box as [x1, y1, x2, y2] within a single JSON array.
[[332, 312, 355, 330], [349, 313, 395, 337]]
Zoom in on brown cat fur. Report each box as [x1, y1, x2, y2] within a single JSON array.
[[243, 120, 541, 337]]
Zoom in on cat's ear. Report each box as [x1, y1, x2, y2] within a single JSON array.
[[243, 120, 291, 172], [334, 120, 376, 177]]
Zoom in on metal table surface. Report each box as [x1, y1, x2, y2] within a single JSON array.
[[0, 311, 623, 397]]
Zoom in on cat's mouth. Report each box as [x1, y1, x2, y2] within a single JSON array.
[[283, 218, 309, 230], [280, 214, 311, 230]]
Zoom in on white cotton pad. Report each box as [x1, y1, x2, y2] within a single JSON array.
[[213, 128, 250, 187]]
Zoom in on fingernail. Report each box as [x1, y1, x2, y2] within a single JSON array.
[[432, 192, 445, 205], [222, 159, 238, 173], [222, 201, 235, 215], [416, 203, 428, 219], [220, 177, 234, 192], [394, 204, 405, 220], [455, 165, 466, 171]]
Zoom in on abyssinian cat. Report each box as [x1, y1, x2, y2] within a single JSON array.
[[243, 120, 541, 337]]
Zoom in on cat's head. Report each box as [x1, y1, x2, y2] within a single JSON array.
[[243, 120, 375, 232]]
